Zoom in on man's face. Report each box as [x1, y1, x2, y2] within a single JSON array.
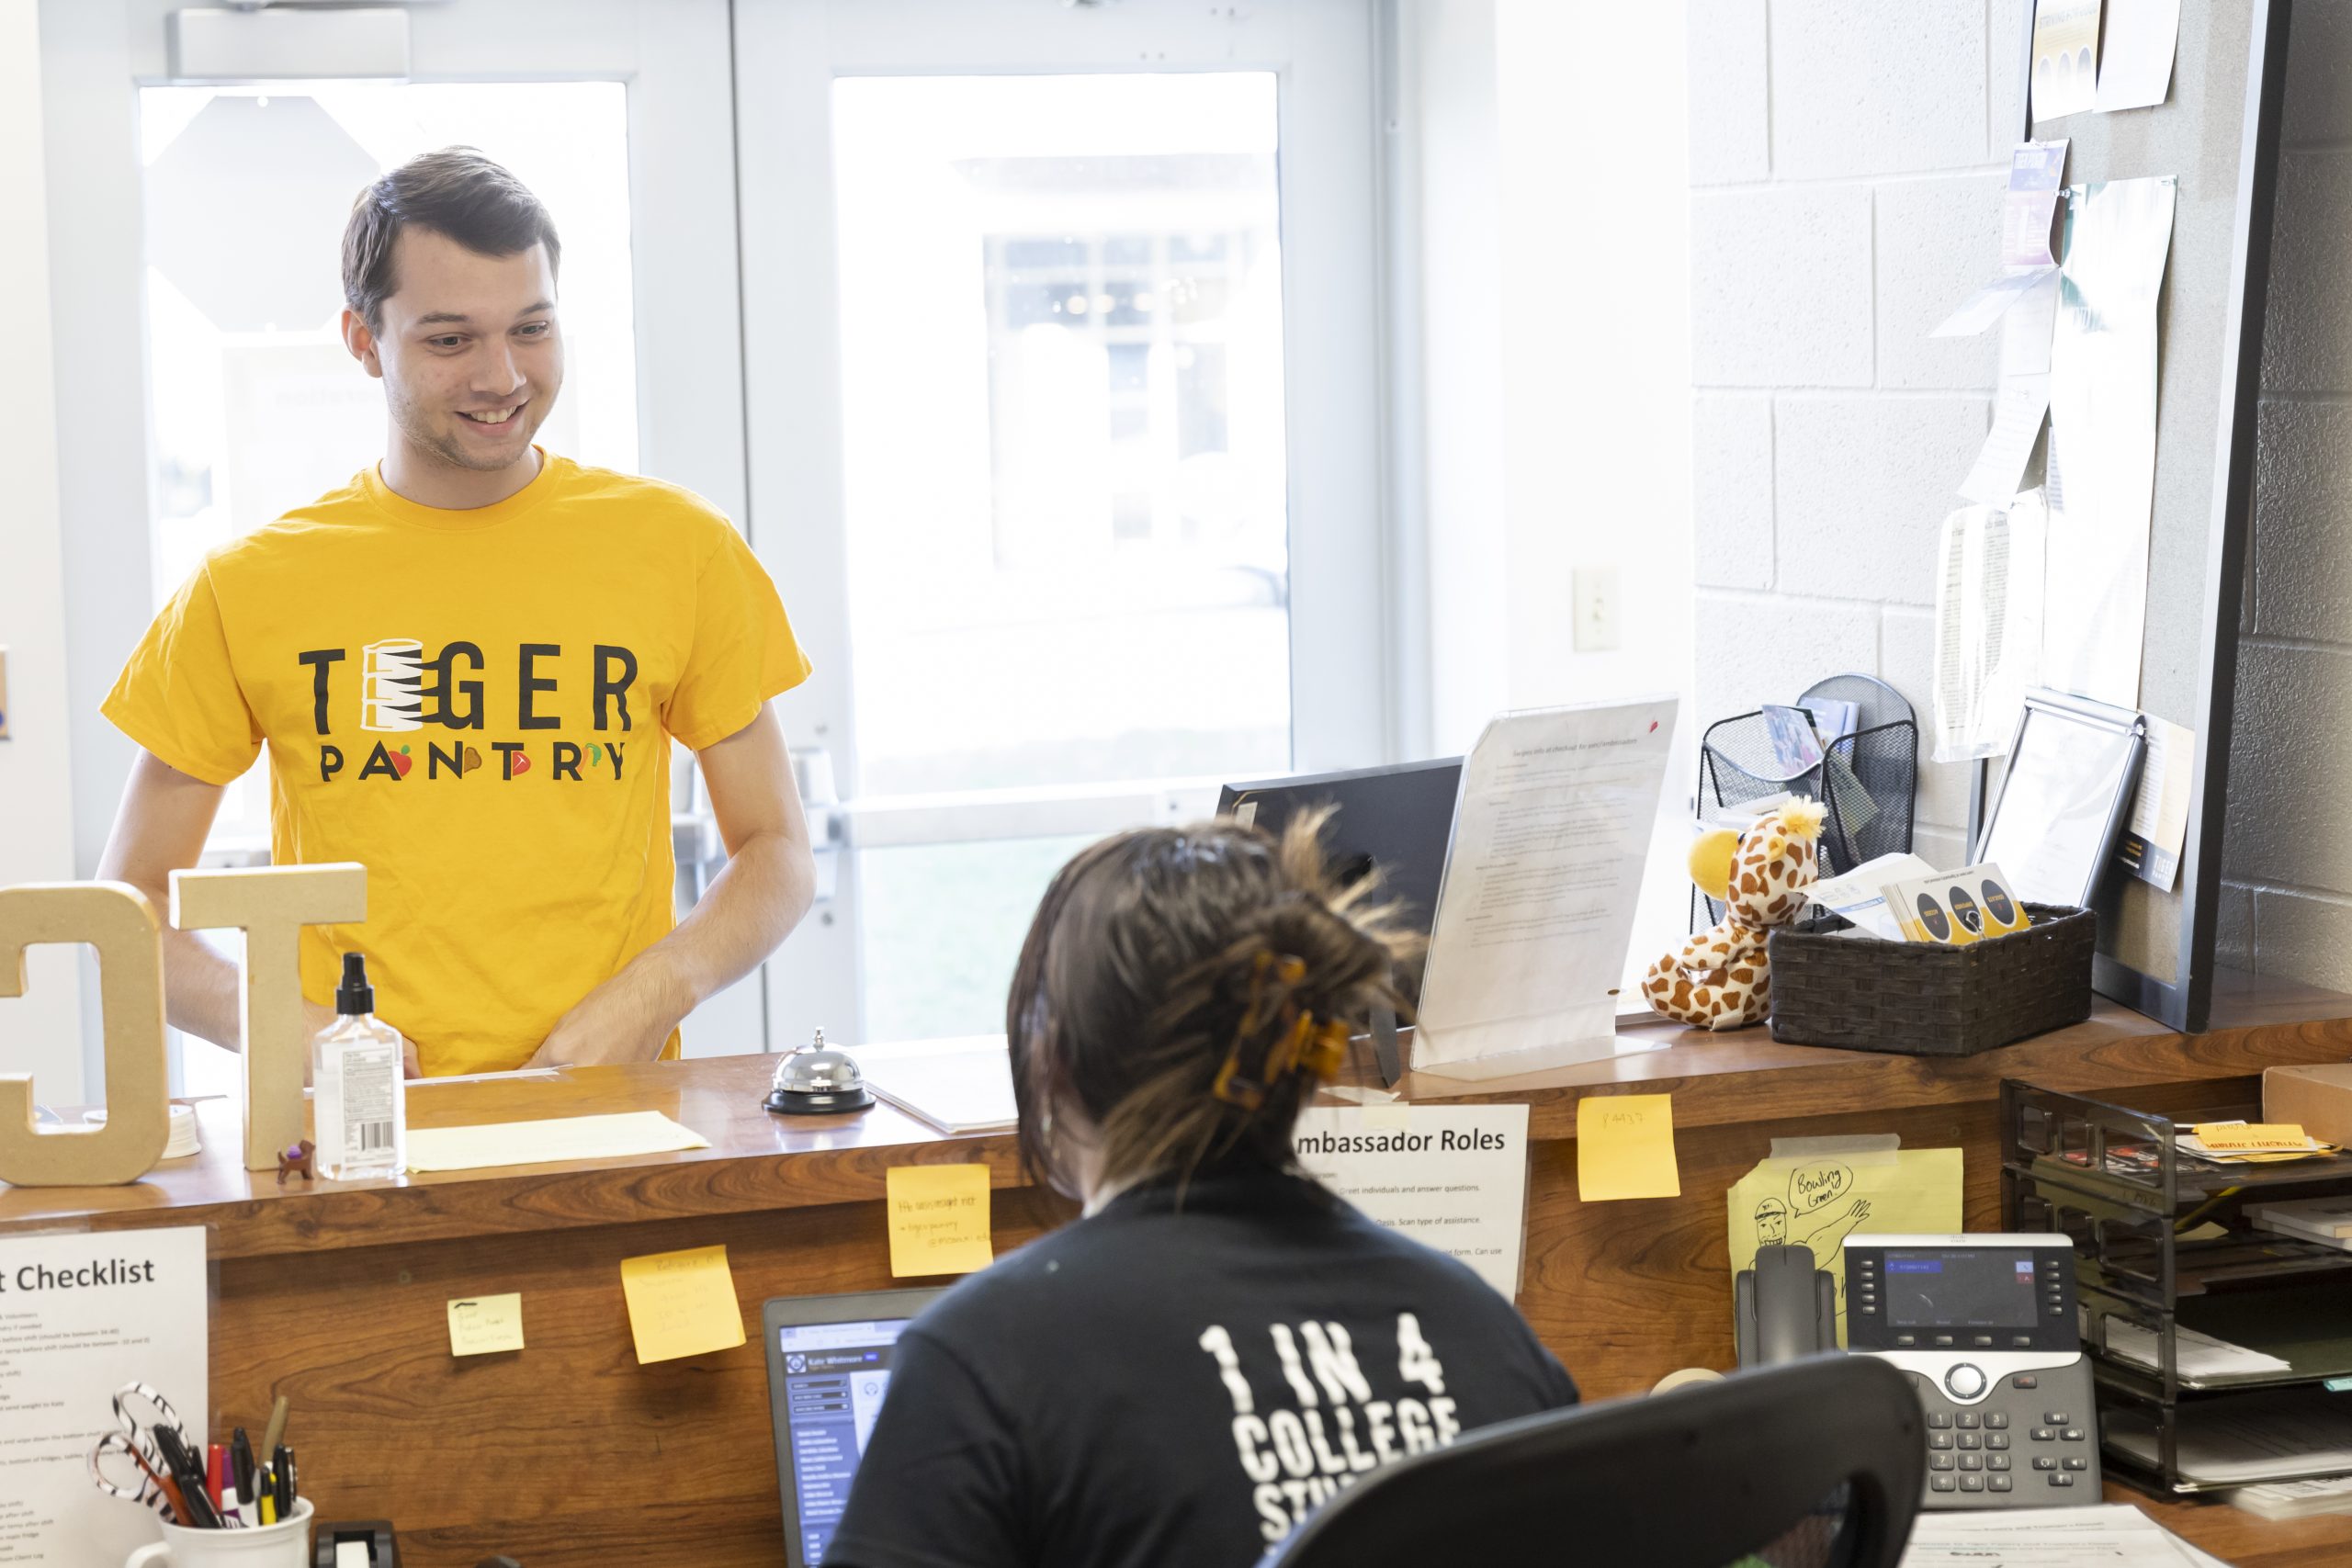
[[349, 228, 562, 472]]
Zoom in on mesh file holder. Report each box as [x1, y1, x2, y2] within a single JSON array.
[[1693, 712, 1918, 930]]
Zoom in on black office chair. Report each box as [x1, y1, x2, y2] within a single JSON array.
[[1263, 1356, 1922, 1568]]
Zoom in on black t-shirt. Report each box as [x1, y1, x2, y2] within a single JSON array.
[[822, 1166, 1579, 1568]]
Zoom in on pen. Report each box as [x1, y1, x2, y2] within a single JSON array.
[[274, 1445, 294, 1517], [231, 1428, 259, 1528], [260, 1395, 290, 1462]]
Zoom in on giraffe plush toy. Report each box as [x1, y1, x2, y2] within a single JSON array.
[[1642, 798, 1826, 1031]]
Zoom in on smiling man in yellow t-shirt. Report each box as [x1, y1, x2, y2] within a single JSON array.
[[96, 149, 817, 1077]]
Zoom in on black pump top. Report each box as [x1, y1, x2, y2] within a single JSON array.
[[336, 953, 375, 1016]]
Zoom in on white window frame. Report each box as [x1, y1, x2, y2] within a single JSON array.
[[733, 0, 1394, 1047]]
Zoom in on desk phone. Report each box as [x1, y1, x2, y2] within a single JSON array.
[[1842, 1233, 2099, 1509]]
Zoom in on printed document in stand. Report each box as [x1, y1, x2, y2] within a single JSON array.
[[1413, 698, 1677, 1080]]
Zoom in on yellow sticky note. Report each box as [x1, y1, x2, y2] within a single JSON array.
[[447, 1292, 526, 1357], [887, 1164, 995, 1278], [618, 1244, 747, 1364], [2195, 1122, 2311, 1154], [1577, 1094, 1681, 1201]]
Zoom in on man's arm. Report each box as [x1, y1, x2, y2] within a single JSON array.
[[96, 750, 422, 1075], [529, 703, 816, 1066], [96, 750, 243, 1047]]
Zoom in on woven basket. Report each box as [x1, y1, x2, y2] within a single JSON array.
[[1765, 902, 2096, 1056]]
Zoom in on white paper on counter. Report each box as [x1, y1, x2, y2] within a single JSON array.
[[1294, 1104, 1531, 1299], [1903, 1504, 2225, 1567], [0, 1227, 209, 1567], [1412, 698, 1676, 1079]]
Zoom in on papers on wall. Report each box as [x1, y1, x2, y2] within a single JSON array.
[[2096, 0, 2182, 113], [2099, 1316, 2293, 1379], [1901, 1505, 2229, 1568], [1294, 1104, 1531, 1298], [1725, 1146, 1963, 1344], [0, 1226, 208, 1567], [861, 1036, 1019, 1135], [2002, 139, 2071, 271], [2031, 0, 2105, 123], [1803, 852, 1936, 942], [1412, 698, 1677, 1079], [1931, 495, 2047, 762], [2118, 715, 2195, 889], [2044, 175, 2177, 707], [2107, 1387, 2352, 1486], [1931, 265, 2055, 340], [403, 1109, 709, 1172]]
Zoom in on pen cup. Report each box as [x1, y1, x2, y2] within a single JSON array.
[[124, 1498, 312, 1568]]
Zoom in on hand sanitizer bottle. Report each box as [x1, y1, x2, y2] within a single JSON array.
[[312, 953, 404, 1179]]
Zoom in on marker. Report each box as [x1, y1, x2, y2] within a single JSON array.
[[274, 1445, 294, 1517], [208, 1443, 232, 1517], [231, 1427, 259, 1527], [260, 1493, 277, 1527]]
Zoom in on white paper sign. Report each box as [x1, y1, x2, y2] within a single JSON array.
[[1294, 1105, 1532, 1299], [0, 1227, 209, 1566]]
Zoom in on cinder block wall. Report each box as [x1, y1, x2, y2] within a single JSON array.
[[1686, 0, 2017, 870], [1688, 0, 2350, 991]]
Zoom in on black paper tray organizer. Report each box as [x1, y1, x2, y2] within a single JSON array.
[[2003, 1078, 2352, 1495], [1690, 709, 1917, 931]]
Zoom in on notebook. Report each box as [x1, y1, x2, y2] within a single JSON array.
[[859, 1036, 1020, 1135]]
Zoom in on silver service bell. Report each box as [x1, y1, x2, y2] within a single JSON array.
[[763, 1028, 875, 1115]]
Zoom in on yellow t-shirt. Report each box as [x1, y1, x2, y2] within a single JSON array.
[[103, 451, 811, 1076]]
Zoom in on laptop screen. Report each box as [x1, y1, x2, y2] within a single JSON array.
[[775, 1315, 917, 1563]]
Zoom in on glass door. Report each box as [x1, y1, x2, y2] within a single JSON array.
[[735, 0, 1387, 1046], [51, 0, 763, 1079]]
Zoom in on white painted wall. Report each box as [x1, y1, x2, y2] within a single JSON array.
[[1404, 0, 1695, 978], [0, 0, 87, 1097]]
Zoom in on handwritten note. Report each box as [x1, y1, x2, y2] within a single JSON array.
[[1576, 1094, 1680, 1201], [2194, 1123, 2312, 1155], [1727, 1147, 1963, 1345], [447, 1292, 526, 1357], [887, 1164, 995, 1278], [618, 1244, 747, 1364]]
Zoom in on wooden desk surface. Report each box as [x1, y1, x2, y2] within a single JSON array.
[[6, 969, 2350, 1563]]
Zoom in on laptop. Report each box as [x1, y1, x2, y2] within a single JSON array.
[[763, 1288, 948, 1567]]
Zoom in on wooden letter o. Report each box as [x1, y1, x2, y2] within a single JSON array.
[[0, 883, 169, 1187]]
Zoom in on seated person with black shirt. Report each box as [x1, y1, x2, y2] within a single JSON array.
[[824, 812, 1579, 1568]]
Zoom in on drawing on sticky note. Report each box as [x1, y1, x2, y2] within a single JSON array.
[[1728, 1148, 1962, 1343]]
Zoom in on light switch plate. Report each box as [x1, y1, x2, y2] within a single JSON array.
[[1572, 567, 1621, 652]]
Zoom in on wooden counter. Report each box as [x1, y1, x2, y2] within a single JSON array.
[[7, 970, 2351, 1564]]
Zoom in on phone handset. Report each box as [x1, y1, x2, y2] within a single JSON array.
[[1735, 1244, 1840, 1367]]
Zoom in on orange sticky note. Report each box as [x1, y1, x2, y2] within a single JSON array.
[[887, 1164, 995, 1278], [1577, 1094, 1681, 1201], [2195, 1122, 2312, 1154], [618, 1244, 747, 1364]]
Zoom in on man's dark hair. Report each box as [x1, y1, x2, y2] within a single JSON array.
[[341, 147, 561, 331]]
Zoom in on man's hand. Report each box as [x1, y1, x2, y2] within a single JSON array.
[[301, 998, 423, 1080], [526, 960, 688, 1069], [527, 703, 816, 1067]]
